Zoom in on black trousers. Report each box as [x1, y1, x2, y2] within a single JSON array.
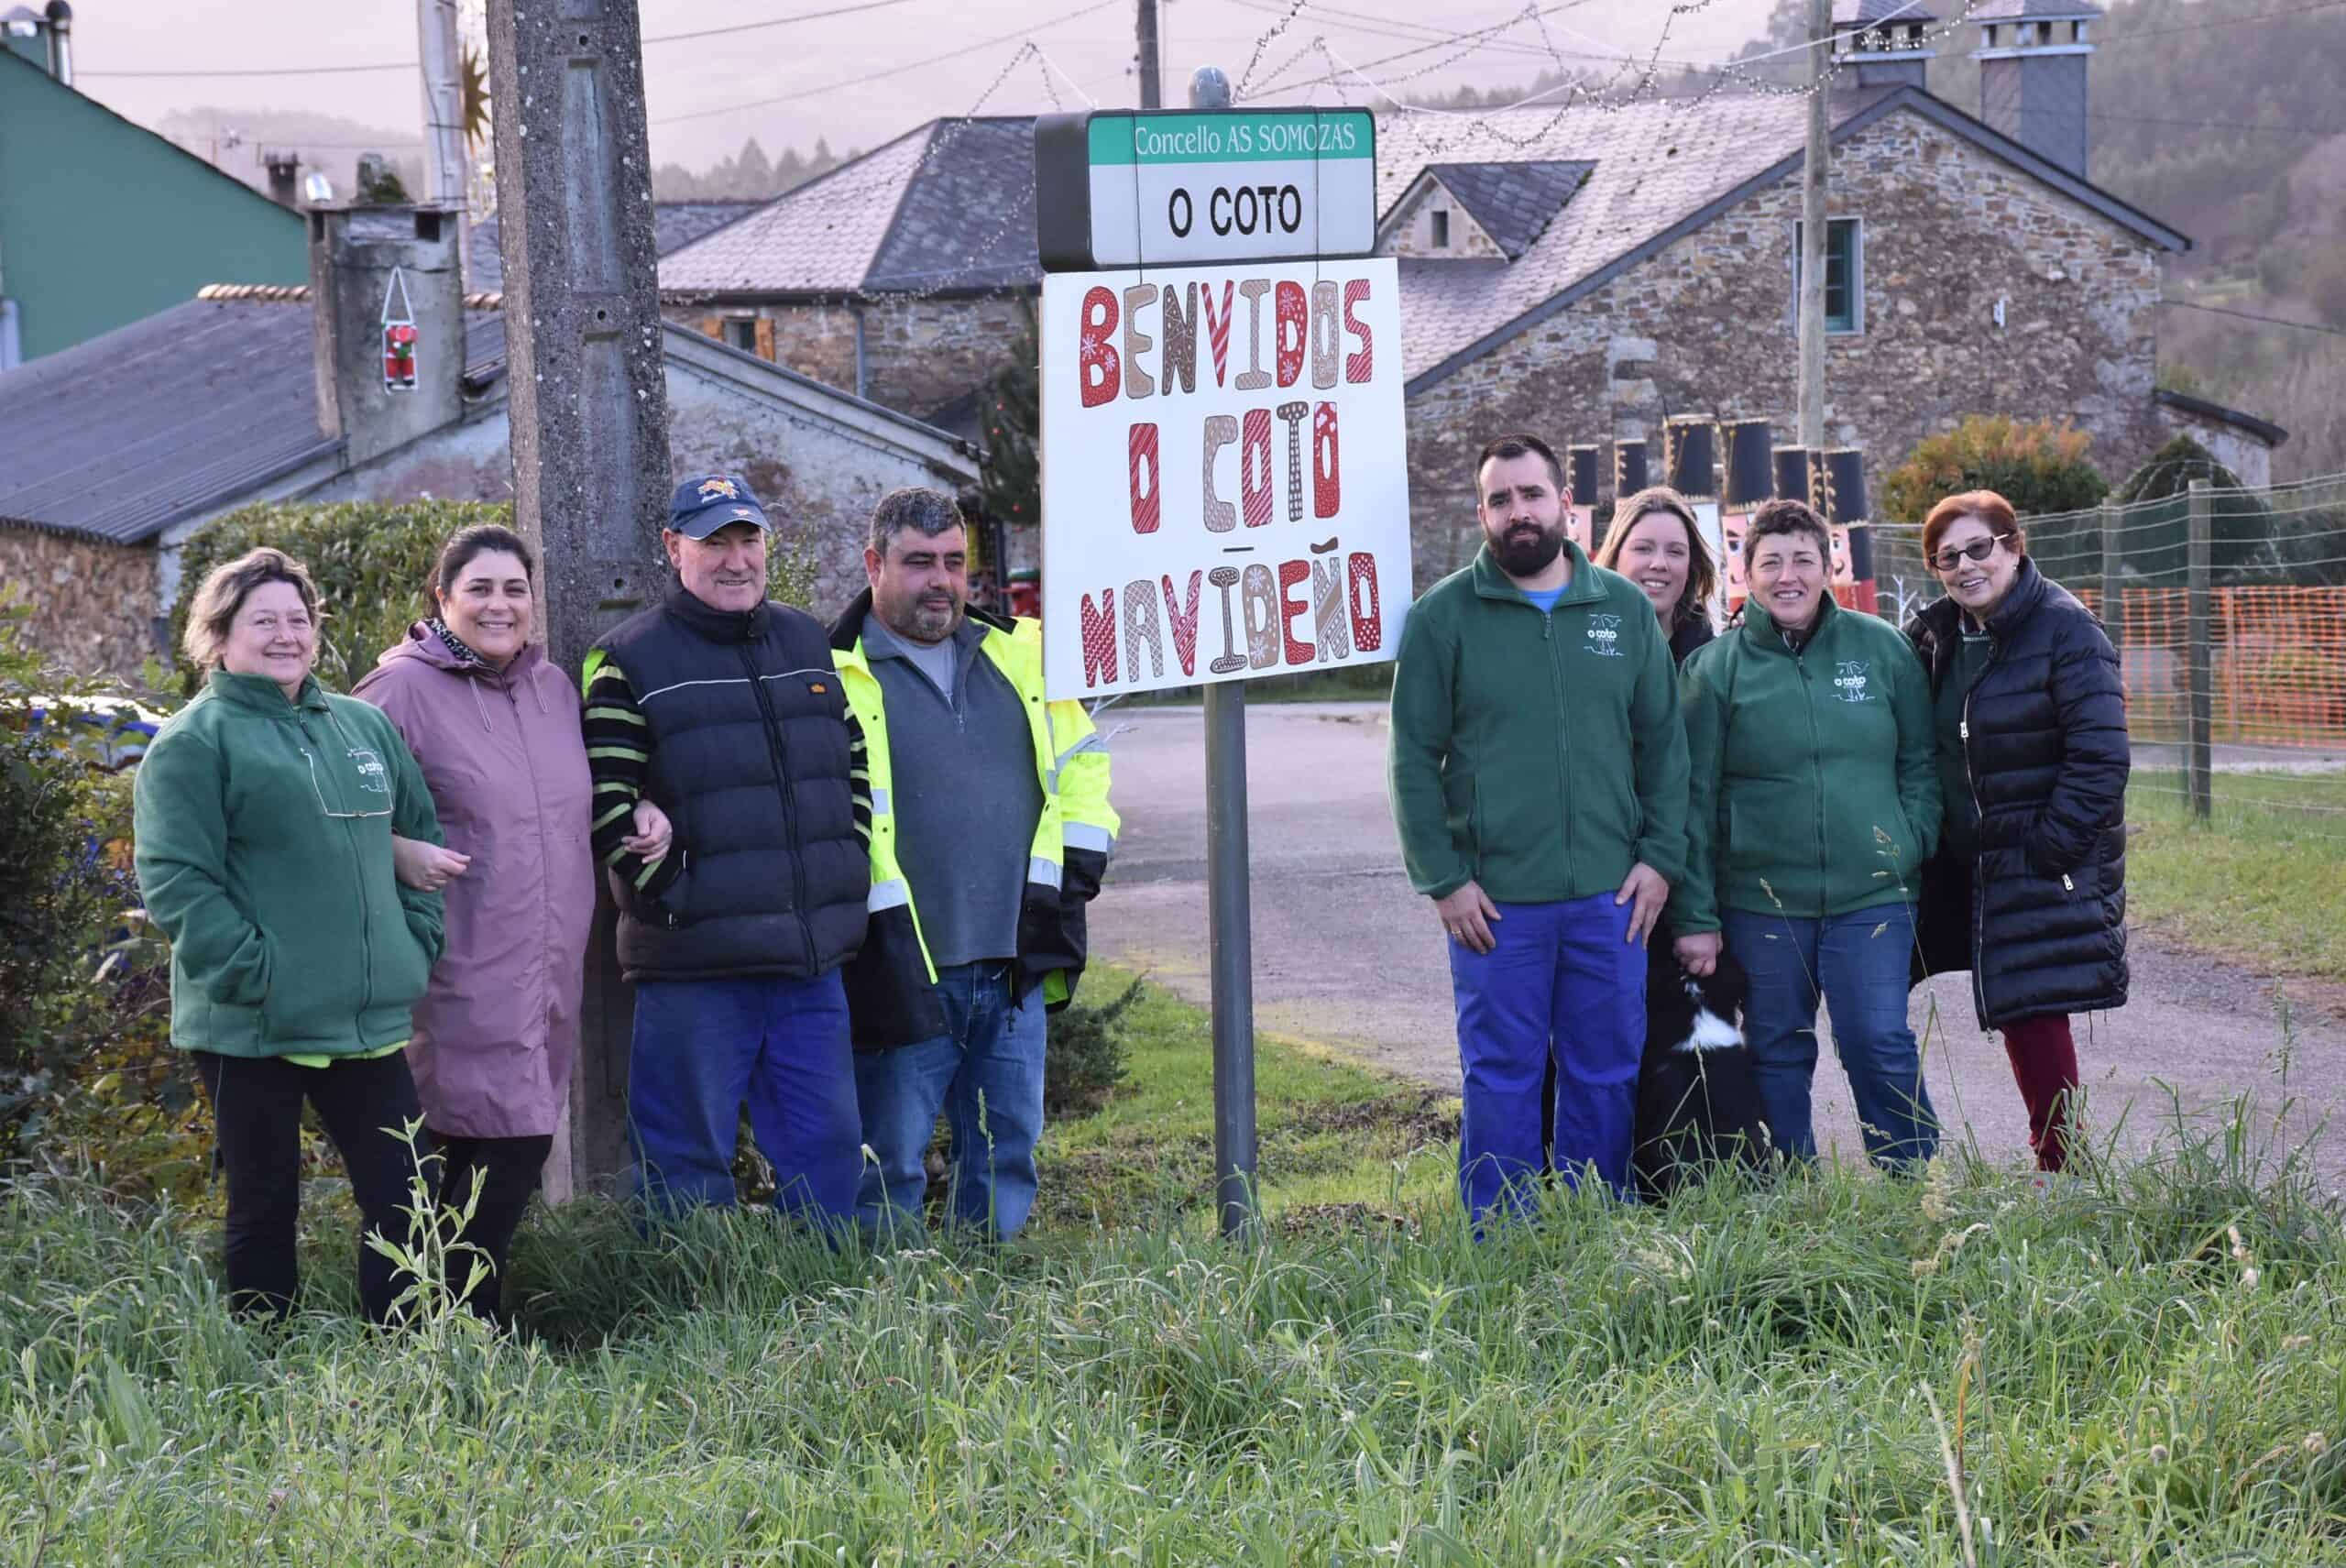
[[429, 1131, 552, 1322], [192, 1049, 425, 1324]]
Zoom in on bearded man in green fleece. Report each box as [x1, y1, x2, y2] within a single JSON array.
[[1388, 432, 1690, 1226]]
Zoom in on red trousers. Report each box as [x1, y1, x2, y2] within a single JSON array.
[[2001, 1013, 2080, 1172]]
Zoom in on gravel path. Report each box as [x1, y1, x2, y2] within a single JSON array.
[[1091, 703, 2346, 1187]]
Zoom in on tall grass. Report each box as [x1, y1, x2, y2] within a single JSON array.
[[5, 1097, 2343, 1564]]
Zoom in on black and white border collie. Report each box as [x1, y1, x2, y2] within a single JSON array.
[[1632, 950, 1775, 1201]]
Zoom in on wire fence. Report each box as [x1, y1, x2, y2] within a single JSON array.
[[1873, 472, 2346, 845]]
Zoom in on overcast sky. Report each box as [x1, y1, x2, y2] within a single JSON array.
[[65, 0, 1791, 173]]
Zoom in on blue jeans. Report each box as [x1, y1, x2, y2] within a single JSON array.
[[626, 971, 861, 1223], [854, 962, 1047, 1241], [1720, 904, 1938, 1169], [1448, 892, 1646, 1224]]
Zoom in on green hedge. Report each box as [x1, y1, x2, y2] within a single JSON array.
[[170, 499, 512, 696], [170, 499, 818, 696]]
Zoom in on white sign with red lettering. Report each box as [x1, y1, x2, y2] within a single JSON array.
[[1039, 257, 1410, 699]]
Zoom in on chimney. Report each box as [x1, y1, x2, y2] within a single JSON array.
[[262, 148, 301, 209], [1972, 0, 2100, 179], [1831, 0, 1936, 92], [307, 201, 464, 466], [41, 0, 68, 84]]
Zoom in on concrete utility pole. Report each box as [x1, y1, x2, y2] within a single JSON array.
[[1137, 0, 1163, 109], [418, 0, 470, 285], [1797, 0, 1830, 449], [484, 0, 674, 1199]]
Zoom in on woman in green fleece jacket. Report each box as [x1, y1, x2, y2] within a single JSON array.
[[133, 548, 445, 1323], [1670, 500, 1942, 1171]]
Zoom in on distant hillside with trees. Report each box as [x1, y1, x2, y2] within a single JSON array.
[[652, 136, 855, 201], [1388, 0, 2346, 477]]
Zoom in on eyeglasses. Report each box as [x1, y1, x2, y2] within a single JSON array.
[[1932, 536, 2009, 573]]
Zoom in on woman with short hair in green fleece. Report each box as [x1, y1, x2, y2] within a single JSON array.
[[133, 548, 445, 1323], [1672, 499, 1943, 1169]]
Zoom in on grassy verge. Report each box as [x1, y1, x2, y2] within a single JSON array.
[[2127, 768, 2346, 982], [8, 975, 2346, 1563], [1035, 970, 1454, 1233]]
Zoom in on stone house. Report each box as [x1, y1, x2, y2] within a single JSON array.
[[0, 203, 974, 678], [654, 2, 2283, 593]]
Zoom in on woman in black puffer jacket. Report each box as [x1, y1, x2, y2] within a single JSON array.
[[1906, 490, 2129, 1173]]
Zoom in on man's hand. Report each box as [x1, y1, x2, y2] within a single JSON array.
[[620, 799, 673, 862], [1615, 861, 1670, 946], [1673, 931, 1722, 978], [1434, 881, 1502, 955], [390, 834, 470, 893]]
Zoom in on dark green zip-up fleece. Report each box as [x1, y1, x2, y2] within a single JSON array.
[[1389, 542, 1690, 905], [1671, 597, 1941, 934], [133, 670, 445, 1059]]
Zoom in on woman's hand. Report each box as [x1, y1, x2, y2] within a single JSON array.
[[1673, 931, 1722, 978], [620, 800, 674, 863], [390, 834, 471, 893]]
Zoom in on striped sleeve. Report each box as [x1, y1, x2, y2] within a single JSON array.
[[845, 707, 872, 850], [582, 648, 679, 900]]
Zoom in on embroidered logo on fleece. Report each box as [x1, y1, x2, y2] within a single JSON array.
[[1833, 661, 1873, 703], [348, 747, 391, 794], [1585, 613, 1623, 657]]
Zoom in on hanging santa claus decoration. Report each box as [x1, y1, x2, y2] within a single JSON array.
[[381, 267, 418, 392]]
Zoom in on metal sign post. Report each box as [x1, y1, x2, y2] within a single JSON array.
[[1191, 64, 1255, 1242], [1032, 65, 1406, 1241]]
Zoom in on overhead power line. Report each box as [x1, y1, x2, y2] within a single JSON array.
[[2162, 300, 2346, 338], [76, 0, 922, 78], [649, 0, 1120, 126]]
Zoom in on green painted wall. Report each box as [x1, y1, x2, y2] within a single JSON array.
[[0, 50, 307, 362]]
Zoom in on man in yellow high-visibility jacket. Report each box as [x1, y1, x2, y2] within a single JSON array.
[[830, 487, 1117, 1239]]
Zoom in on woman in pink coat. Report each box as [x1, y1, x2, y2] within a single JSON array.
[[356, 524, 668, 1321]]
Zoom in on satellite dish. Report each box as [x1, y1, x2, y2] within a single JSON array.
[[301, 171, 334, 204]]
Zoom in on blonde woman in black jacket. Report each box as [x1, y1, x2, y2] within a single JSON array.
[[1906, 490, 2130, 1175]]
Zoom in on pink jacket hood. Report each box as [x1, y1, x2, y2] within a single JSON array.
[[353, 625, 595, 1138]]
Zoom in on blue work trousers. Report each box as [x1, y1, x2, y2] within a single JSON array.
[[1448, 891, 1646, 1224]]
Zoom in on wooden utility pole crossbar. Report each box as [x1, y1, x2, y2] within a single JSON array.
[[1797, 0, 1830, 450]]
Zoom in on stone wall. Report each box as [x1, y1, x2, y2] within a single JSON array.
[[667, 293, 1033, 426], [1, 527, 163, 679], [1384, 179, 1507, 260], [2156, 403, 2275, 490], [1402, 106, 2171, 587], [663, 363, 973, 618]]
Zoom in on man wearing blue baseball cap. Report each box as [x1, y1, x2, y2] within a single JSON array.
[[580, 473, 871, 1225]]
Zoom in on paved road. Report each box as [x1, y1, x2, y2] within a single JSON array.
[[1091, 703, 2346, 1184]]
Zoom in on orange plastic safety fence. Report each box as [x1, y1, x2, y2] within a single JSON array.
[[2075, 586, 2346, 749]]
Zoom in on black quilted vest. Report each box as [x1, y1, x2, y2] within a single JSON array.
[[597, 587, 867, 983]]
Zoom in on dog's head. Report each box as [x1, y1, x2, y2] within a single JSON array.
[[1663, 950, 1748, 1054]]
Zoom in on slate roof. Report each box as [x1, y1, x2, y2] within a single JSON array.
[[1420, 161, 1592, 260], [658, 123, 949, 298], [657, 88, 2187, 389], [2155, 389, 2289, 449], [1834, 0, 1941, 23], [1971, 0, 2103, 20], [1381, 87, 2187, 389], [0, 285, 979, 547], [466, 201, 760, 292], [0, 299, 504, 545]]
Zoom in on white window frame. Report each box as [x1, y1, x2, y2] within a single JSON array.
[[1789, 216, 1866, 337]]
